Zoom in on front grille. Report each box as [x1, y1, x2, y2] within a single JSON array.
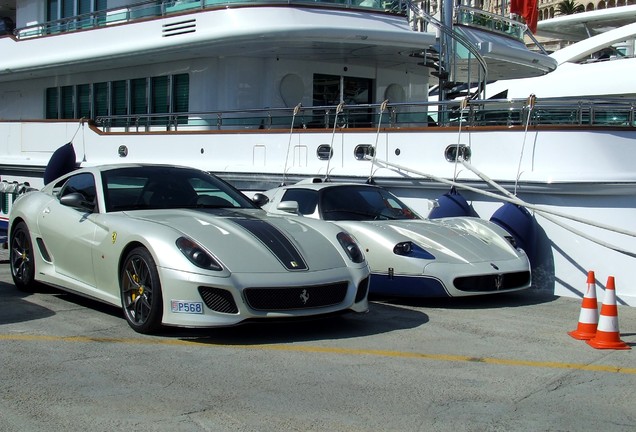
[[198, 287, 239, 314], [244, 282, 349, 311], [454, 271, 531, 292]]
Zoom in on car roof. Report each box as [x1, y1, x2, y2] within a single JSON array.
[[44, 164, 212, 191], [281, 179, 378, 192], [82, 163, 200, 172]]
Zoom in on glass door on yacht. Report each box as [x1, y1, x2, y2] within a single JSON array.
[[313, 74, 373, 128]]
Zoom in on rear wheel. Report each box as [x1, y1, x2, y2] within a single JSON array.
[[10, 221, 37, 292], [120, 247, 163, 334]]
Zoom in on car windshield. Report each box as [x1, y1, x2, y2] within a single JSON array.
[[102, 166, 256, 212], [319, 185, 420, 221]]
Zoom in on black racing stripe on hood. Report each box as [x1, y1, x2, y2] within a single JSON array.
[[230, 218, 308, 271]]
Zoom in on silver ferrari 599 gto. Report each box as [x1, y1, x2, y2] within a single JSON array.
[[8, 165, 369, 333]]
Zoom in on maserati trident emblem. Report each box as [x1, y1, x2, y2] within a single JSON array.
[[300, 289, 309, 304], [494, 274, 503, 290]]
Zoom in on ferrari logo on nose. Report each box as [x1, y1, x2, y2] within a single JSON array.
[[300, 289, 309, 304]]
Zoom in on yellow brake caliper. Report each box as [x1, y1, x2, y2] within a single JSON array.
[[131, 274, 144, 302]]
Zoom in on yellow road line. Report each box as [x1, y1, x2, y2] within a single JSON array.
[[1, 333, 634, 375]]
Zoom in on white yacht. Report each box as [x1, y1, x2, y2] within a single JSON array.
[[1, 0, 636, 305], [486, 5, 636, 98]]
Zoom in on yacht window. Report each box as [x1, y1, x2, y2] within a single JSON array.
[[46, 88, 58, 119], [60, 86, 74, 119], [45, 74, 189, 121], [77, 84, 90, 118], [131, 78, 148, 116], [47, 0, 107, 21], [94, 82, 108, 117]]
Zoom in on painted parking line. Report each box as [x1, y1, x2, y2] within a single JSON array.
[[1, 333, 635, 375]]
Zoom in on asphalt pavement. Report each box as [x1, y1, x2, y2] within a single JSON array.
[[0, 262, 635, 431]]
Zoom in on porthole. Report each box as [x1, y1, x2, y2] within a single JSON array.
[[317, 144, 333, 160], [445, 144, 471, 162], [354, 144, 375, 161]]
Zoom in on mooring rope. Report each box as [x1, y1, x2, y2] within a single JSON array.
[[281, 103, 302, 186], [69, 118, 87, 163], [452, 97, 470, 183], [457, 159, 636, 257], [368, 99, 388, 181], [369, 155, 636, 245], [514, 94, 536, 196], [324, 101, 344, 181]]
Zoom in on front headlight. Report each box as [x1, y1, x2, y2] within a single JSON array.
[[337, 232, 365, 264], [393, 241, 435, 259], [176, 237, 223, 271]]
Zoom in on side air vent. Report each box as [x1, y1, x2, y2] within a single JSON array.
[[36, 238, 52, 262], [162, 19, 196, 37]]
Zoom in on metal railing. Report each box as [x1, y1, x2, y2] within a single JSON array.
[[14, 0, 526, 43], [94, 98, 636, 132], [454, 6, 526, 41], [15, 0, 411, 38]]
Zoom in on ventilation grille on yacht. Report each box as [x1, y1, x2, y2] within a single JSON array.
[[162, 19, 196, 37]]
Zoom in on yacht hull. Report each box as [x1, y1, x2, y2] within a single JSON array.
[[1, 121, 636, 305]]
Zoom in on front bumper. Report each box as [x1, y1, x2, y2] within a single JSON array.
[[158, 266, 369, 327]]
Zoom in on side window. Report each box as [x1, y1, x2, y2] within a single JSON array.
[[281, 189, 318, 216], [59, 173, 97, 205]]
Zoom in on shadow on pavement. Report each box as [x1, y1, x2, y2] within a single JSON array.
[[0, 281, 56, 325], [0, 277, 429, 343], [376, 287, 559, 310], [164, 301, 429, 345]]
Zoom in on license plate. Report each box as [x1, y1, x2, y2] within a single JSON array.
[[170, 300, 204, 314]]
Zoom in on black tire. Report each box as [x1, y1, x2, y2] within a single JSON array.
[[10, 221, 37, 292], [120, 247, 163, 334]]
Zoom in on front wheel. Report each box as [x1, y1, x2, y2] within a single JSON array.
[[10, 221, 38, 292], [120, 247, 163, 334]]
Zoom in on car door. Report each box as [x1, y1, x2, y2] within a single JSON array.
[[37, 172, 99, 288]]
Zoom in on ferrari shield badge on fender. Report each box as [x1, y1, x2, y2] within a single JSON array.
[[111, 232, 117, 244]]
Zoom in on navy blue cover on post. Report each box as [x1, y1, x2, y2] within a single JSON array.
[[490, 202, 537, 265], [43, 143, 77, 185], [428, 188, 473, 219]]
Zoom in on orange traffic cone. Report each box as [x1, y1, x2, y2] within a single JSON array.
[[569, 271, 599, 340], [587, 276, 631, 350]]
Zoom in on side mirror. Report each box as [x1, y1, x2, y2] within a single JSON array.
[[252, 192, 269, 207], [60, 192, 95, 212], [277, 201, 299, 214]]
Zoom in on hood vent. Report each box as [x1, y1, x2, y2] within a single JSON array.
[[162, 19, 196, 37]]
